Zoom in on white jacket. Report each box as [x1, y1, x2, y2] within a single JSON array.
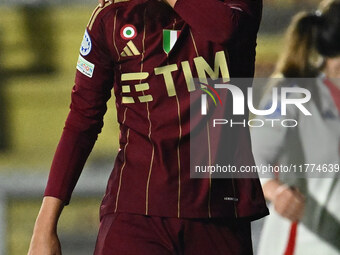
[[251, 76, 340, 255]]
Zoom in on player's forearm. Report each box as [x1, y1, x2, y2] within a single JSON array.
[[33, 197, 64, 233], [44, 122, 98, 204]]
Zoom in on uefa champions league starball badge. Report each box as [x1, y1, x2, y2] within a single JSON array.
[[120, 24, 137, 40], [80, 30, 92, 56]]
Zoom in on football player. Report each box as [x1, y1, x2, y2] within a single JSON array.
[[28, 0, 268, 254]]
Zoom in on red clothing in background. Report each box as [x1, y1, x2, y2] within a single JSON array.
[[324, 78, 340, 113]]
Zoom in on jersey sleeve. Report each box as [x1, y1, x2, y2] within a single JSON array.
[[44, 13, 114, 205], [173, 0, 262, 44]]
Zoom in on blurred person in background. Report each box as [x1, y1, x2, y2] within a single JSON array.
[[28, 0, 268, 254], [251, 1, 340, 254]]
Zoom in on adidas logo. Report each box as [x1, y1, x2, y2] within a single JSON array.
[[120, 41, 141, 57]]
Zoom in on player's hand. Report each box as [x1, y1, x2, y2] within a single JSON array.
[[99, 0, 113, 7], [28, 230, 61, 255], [273, 185, 305, 222], [28, 197, 64, 255]]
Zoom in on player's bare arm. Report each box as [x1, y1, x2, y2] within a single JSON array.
[[28, 197, 64, 255]]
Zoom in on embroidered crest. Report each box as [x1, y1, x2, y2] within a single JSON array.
[[163, 29, 181, 54]]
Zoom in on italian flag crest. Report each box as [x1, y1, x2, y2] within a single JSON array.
[[163, 29, 181, 54]]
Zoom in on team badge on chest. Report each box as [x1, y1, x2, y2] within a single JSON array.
[[120, 24, 137, 40], [163, 29, 181, 54]]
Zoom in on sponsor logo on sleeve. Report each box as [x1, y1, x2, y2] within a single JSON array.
[[80, 30, 92, 56], [76, 55, 95, 78]]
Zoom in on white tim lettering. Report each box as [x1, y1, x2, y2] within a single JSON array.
[[194, 51, 230, 84], [154, 64, 178, 97]]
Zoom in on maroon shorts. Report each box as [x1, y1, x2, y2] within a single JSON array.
[[94, 212, 253, 255]]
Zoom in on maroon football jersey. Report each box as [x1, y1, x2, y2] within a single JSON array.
[[45, 0, 269, 219]]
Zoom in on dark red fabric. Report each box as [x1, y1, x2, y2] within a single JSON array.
[[94, 212, 253, 255], [44, 0, 268, 220]]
